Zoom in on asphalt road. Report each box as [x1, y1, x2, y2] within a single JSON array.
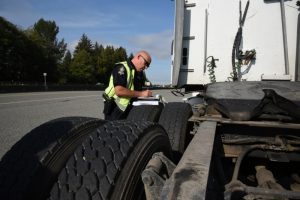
[[0, 89, 187, 159]]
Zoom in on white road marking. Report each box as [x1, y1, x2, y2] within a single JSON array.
[[0, 91, 97, 98], [0, 95, 99, 105]]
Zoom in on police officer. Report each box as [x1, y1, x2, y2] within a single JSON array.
[[103, 50, 152, 120]]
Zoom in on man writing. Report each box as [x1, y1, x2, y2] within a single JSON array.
[[103, 50, 152, 120]]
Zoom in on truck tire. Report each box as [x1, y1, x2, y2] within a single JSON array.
[[0, 117, 105, 200], [159, 102, 193, 154], [127, 104, 163, 122], [49, 120, 172, 200]]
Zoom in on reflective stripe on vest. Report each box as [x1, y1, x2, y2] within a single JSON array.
[[104, 61, 135, 111]]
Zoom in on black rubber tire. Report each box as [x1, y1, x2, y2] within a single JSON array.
[[0, 117, 106, 200], [49, 120, 172, 200], [126, 104, 163, 122], [158, 102, 193, 154]]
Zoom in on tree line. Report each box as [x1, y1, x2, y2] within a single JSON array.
[[0, 17, 131, 85]]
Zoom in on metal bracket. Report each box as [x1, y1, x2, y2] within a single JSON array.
[[161, 121, 217, 200], [142, 152, 176, 200]]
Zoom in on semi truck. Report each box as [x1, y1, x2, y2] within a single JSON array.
[[0, 0, 300, 199]]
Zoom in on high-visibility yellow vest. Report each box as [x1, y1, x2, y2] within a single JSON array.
[[104, 61, 135, 111]]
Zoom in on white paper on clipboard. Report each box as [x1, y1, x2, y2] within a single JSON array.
[[132, 96, 160, 106]]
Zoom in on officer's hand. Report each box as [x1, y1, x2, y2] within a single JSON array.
[[141, 90, 152, 97]]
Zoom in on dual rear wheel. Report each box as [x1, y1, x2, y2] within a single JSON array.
[[127, 102, 193, 154], [49, 120, 171, 200], [0, 102, 192, 200], [0, 117, 105, 200]]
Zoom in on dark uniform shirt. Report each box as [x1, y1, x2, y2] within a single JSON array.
[[104, 60, 146, 120], [112, 60, 145, 91]]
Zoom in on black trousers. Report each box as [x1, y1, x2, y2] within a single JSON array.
[[103, 100, 131, 121]]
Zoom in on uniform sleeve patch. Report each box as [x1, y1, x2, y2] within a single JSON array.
[[118, 66, 125, 75]]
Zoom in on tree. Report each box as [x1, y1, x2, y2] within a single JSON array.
[[26, 18, 67, 82], [74, 34, 93, 55], [0, 17, 44, 83], [69, 34, 95, 83], [62, 50, 72, 68], [0, 16, 24, 82], [94, 42, 104, 55], [1, 16, 131, 85], [57, 50, 72, 84], [93, 42, 104, 82], [96, 46, 116, 85], [69, 49, 94, 83], [114, 47, 128, 62], [128, 53, 134, 60], [94, 46, 129, 85]]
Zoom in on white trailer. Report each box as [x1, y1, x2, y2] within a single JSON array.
[[0, 1, 300, 200], [172, 0, 300, 87]]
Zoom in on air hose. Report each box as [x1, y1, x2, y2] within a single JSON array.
[[206, 56, 218, 83], [231, 0, 250, 81]]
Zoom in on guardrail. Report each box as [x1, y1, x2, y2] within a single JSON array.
[[0, 84, 173, 93], [0, 84, 105, 93]]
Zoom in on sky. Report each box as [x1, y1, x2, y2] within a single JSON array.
[[0, 0, 175, 85]]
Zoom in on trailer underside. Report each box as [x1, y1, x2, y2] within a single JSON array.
[[142, 81, 300, 200]]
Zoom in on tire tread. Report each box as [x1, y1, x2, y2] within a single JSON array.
[[49, 120, 169, 200], [159, 102, 193, 153], [0, 117, 104, 200], [126, 105, 163, 122]]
